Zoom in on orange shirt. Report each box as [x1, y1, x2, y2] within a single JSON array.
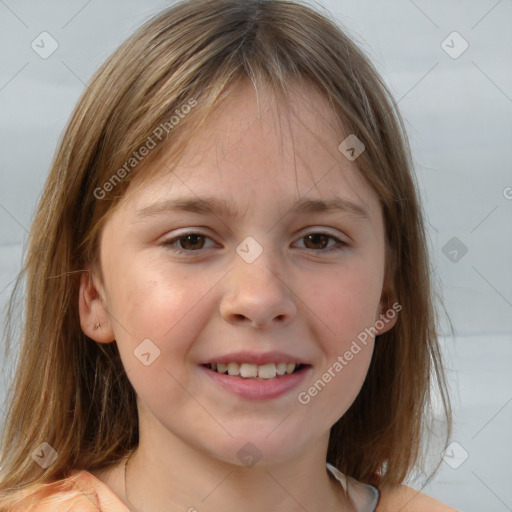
[[10, 465, 458, 512], [11, 470, 129, 512]]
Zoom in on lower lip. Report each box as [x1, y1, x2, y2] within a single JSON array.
[[200, 365, 312, 400]]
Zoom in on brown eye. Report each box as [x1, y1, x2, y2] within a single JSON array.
[[175, 234, 206, 250], [296, 232, 347, 252], [161, 232, 216, 254], [303, 234, 330, 250]]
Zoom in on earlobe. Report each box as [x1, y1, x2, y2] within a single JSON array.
[[78, 270, 115, 343]]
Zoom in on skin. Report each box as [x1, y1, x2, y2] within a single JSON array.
[[79, 79, 397, 512]]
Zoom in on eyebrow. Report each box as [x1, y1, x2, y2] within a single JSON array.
[[136, 196, 371, 221]]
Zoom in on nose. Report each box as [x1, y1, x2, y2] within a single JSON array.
[[219, 247, 297, 330]]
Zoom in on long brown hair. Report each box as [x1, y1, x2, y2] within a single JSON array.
[[0, 0, 451, 508]]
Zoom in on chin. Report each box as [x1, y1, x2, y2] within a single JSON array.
[[209, 431, 313, 469]]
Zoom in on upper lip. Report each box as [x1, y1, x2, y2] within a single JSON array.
[[202, 351, 311, 366]]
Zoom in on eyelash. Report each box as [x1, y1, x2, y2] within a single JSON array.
[[160, 231, 348, 255]]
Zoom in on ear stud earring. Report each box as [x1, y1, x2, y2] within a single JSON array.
[[94, 323, 100, 330]]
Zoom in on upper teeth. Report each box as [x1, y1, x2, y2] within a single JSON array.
[[211, 362, 297, 379]]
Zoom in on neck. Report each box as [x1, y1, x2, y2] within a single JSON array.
[[122, 439, 350, 512]]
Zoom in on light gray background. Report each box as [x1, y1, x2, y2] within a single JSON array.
[[1, 1, 511, 510]]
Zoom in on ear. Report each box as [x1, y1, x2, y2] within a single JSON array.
[[374, 277, 400, 337], [374, 246, 400, 336], [78, 269, 115, 343], [374, 294, 398, 335]]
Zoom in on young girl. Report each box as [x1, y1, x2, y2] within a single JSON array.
[[0, 0, 457, 510]]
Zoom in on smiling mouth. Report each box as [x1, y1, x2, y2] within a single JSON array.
[[202, 362, 308, 379]]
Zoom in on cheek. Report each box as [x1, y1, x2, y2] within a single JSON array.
[[105, 256, 224, 378], [306, 259, 384, 348], [300, 273, 377, 425], [105, 260, 210, 409], [107, 255, 199, 338], [299, 345, 373, 432]]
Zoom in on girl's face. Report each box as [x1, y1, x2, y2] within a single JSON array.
[[82, 80, 396, 468]]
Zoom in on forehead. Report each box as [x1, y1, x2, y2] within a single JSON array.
[[126, 79, 381, 222]]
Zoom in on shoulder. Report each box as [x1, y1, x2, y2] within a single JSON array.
[[9, 471, 100, 512], [377, 483, 460, 512]]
